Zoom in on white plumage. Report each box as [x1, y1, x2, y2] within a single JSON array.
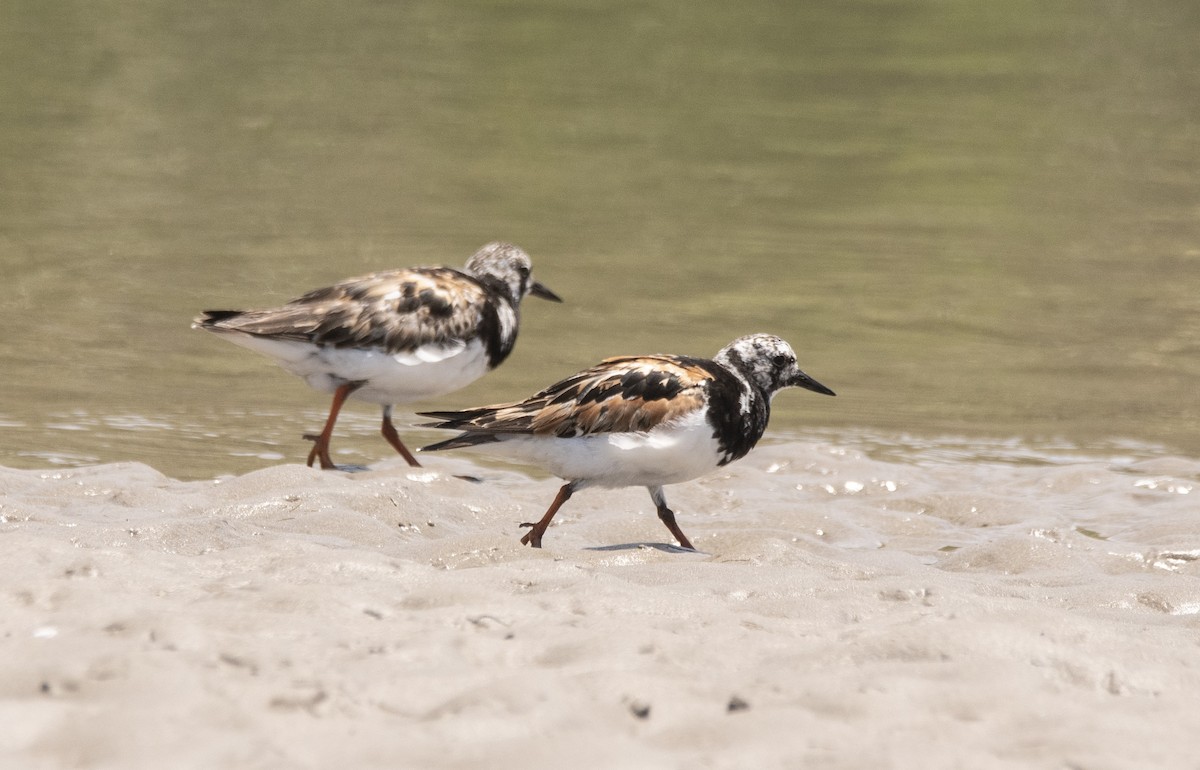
[[483, 409, 722, 489], [420, 334, 836, 549], [194, 242, 560, 469]]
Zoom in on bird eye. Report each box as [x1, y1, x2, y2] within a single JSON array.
[[772, 354, 789, 368]]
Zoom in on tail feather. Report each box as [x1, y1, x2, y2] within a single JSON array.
[[416, 409, 478, 423], [415, 407, 503, 429], [193, 309, 246, 328], [419, 432, 499, 452], [418, 407, 510, 452]]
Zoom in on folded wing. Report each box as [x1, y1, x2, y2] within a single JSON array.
[[420, 355, 715, 449], [194, 267, 490, 354]]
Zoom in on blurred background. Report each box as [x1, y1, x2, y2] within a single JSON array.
[[2, 0, 1197, 480]]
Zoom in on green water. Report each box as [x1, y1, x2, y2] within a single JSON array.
[[2, 0, 1198, 479]]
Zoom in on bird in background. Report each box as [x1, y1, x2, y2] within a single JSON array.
[[419, 333, 835, 550], [193, 242, 561, 469]]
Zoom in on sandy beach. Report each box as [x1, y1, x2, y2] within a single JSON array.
[[5, 0, 1200, 766], [3, 441, 1198, 769]]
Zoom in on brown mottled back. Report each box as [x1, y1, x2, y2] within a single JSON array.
[[196, 267, 492, 354], [421, 355, 715, 442]]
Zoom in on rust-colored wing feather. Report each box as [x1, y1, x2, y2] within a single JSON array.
[[422, 356, 714, 442], [195, 267, 489, 353]]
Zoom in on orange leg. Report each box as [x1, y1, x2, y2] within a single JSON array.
[[303, 381, 364, 470], [519, 483, 576, 548], [649, 486, 696, 550], [380, 405, 421, 467]]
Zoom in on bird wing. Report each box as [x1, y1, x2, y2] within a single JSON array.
[[194, 267, 491, 353], [422, 355, 714, 438]]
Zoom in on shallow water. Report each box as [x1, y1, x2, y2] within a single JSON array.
[[1, 0, 1198, 481]]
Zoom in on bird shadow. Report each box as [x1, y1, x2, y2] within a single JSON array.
[[584, 542, 707, 555], [329, 462, 483, 483], [329, 463, 372, 473]]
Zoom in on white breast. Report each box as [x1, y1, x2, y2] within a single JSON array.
[[214, 333, 492, 405], [486, 409, 723, 488]]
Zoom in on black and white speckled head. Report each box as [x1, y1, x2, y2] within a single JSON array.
[[714, 334, 836, 399], [463, 242, 561, 307]]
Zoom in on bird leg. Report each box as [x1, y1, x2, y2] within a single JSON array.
[[649, 486, 696, 550], [519, 483, 575, 548], [380, 405, 421, 467], [303, 381, 364, 469]]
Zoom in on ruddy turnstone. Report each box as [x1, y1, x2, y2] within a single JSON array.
[[193, 242, 561, 469], [418, 334, 835, 549]]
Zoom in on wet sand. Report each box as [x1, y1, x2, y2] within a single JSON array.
[[2, 441, 1198, 768]]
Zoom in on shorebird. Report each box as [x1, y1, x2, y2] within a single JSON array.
[[193, 242, 561, 469], [419, 333, 834, 549]]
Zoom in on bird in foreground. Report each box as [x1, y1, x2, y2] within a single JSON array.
[[419, 334, 835, 550], [193, 242, 561, 469]]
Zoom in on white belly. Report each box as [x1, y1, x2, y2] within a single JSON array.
[[486, 410, 723, 488], [215, 333, 491, 405]]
